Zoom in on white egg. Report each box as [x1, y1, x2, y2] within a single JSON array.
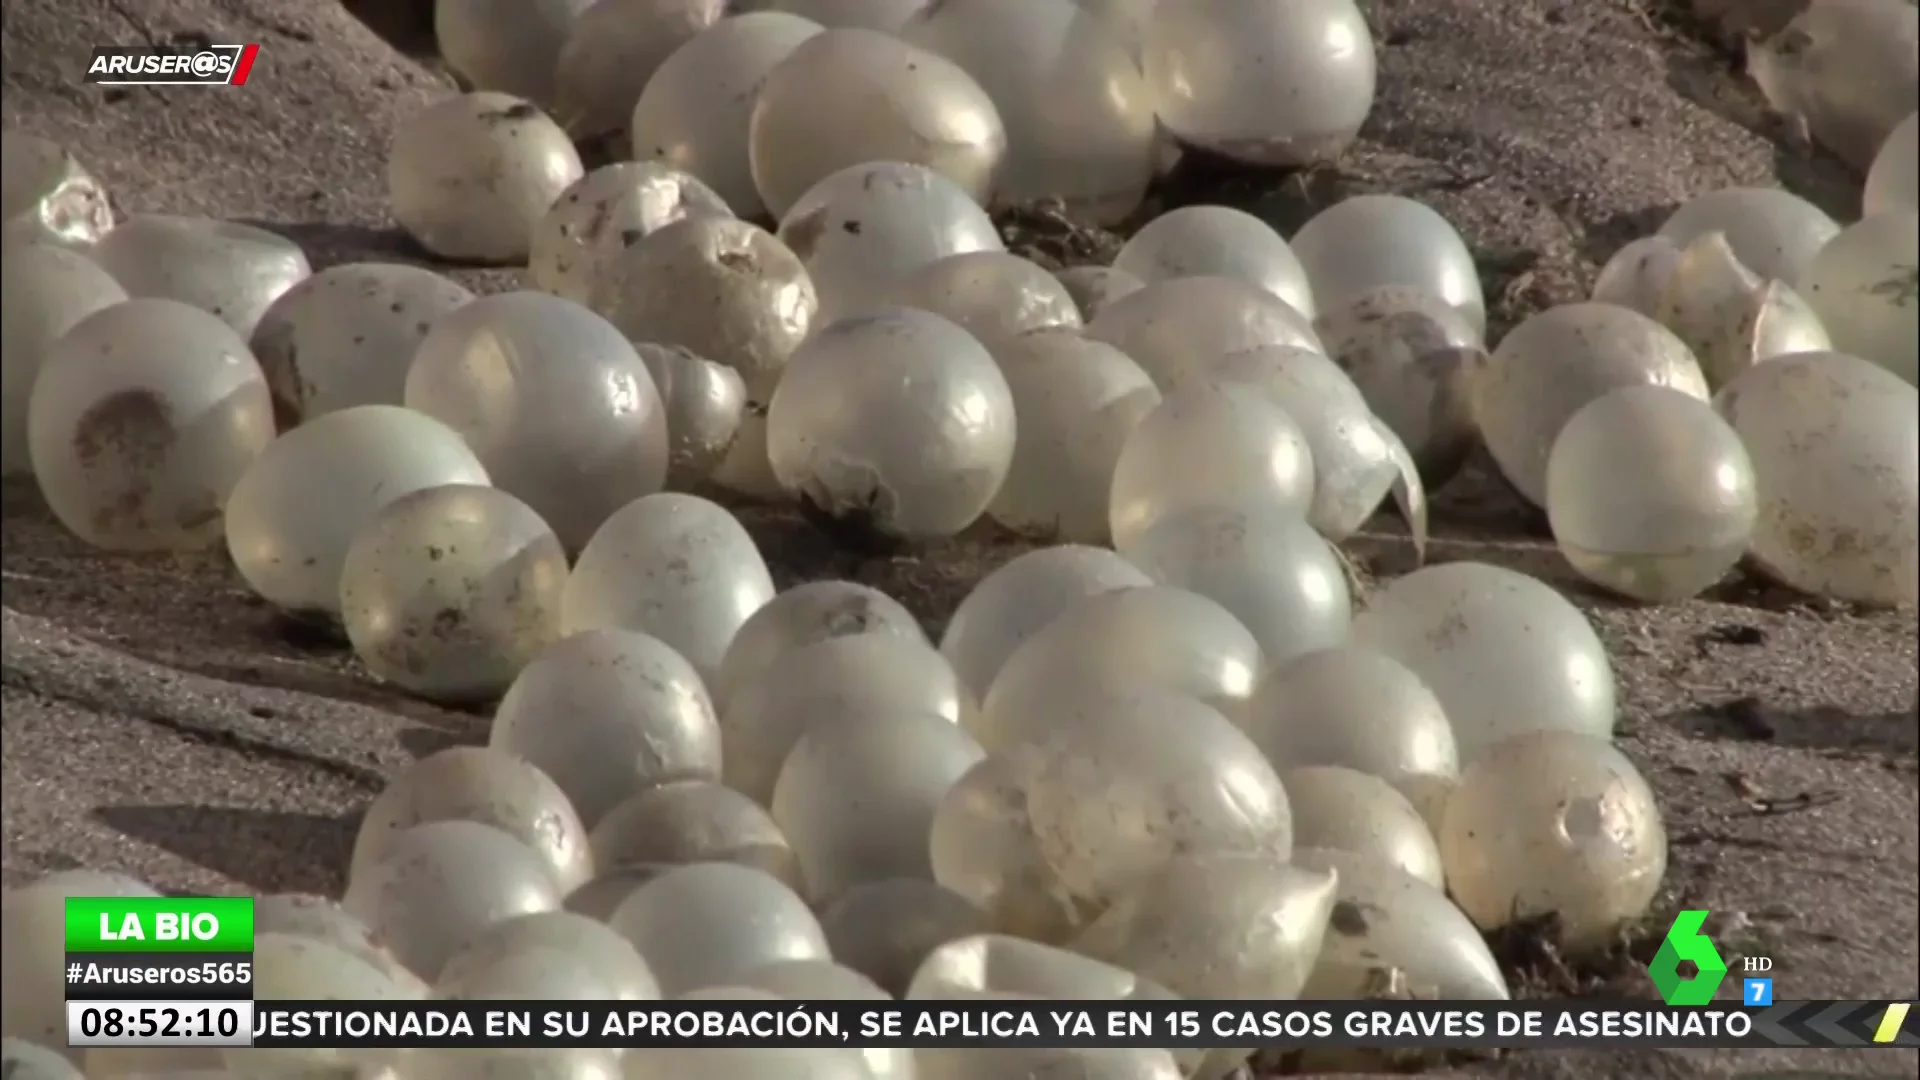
[[767, 307, 1016, 540], [630, 13, 824, 219], [1281, 766, 1443, 889], [1290, 194, 1483, 335], [404, 1047, 623, 1080], [818, 878, 992, 995], [227, 932, 421, 1072], [610, 863, 830, 995], [528, 162, 734, 306], [1083, 275, 1322, 390], [2, 870, 157, 1055], [986, 327, 1160, 543], [1113, 204, 1315, 318], [340, 484, 567, 702], [387, 92, 584, 263], [908, 933, 1157, 1001], [938, 544, 1152, 702], [1054, 265, 1145, 320], [633, 342, 749, 489], [436, 911, 659, 1000], [749, 28, 1007, 220], [900, 0, 1156, 223], [1715, 350, 1919, 606], [404, 291, 670, 551], [1350, 562, 1616, 762], [1657, 186, 1840, 285], [629, 1041, 872, 1080], [715, 578, 927, 711], [880, 250, 1081, 346], [552, 0, 732, 142], [591, 216, 817, 403], [1107, 379, 1315, 552], [776, 161, 1005, 324], [1794, 210, 1919, 386], [710, 408, 786, 501], [433, 0, 593, 108], [249, 262, 475, 425], [758, 0, 928, 30], [1748, 0, 1918, 169], [2, 242, 127, 476], [0, 132, 114, 249], [1655, 232, 1832, 390], [589, 779, 799, 887], [1591, 235, 1683, 319], [89, 214, 310, 339], [1546, 385, 1757, 602], [928, 756, 1080, 943], [1142, 0, 1375, 167], [27, 298, 273, 551], [921, 1046, 1183, 1080], [1863, 110, 1919, 217], [1292, 846, 1509, 1001], [1472, 302, 1709, 507], [739, 961, 911, 1080], [253, 893, 423, 991]]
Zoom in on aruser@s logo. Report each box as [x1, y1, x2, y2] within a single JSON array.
[[1649, 909, 1729, 1005]]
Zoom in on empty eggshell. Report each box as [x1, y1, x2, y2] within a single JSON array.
[[1107, 379, 1315, 551], [528, 162, 735, 306], [564, 863, 676, 923], [1714, 350, 1919, 606], [749, 28, 1007, 220], [900, 0, 1157, 223], [1657, 186, 1840, 285], [1863, 110, 1919, 217], [0, 132, 114, 250], [387, 92, 585, 263], [1472, 302, 1709, 507], [435, 911, 660, 1001], [715, 579, 928, 711], [434, 0, 592, 108], [1, 243, 126, 476], [1290, 194, 1484, 336], [928, 755, 1079, 943], [1350, 561, 1616, 762], [1440, 730, 1667, 949], [1291, 846, 1508, 1001], [1748, 0, 1919, 170], [560, 492, 776, 682], [1591, 235, 1683, 320], [776, 161, 1005, 324], [922, 1046, 1182, 1080], [27, 298, 273, 552], [229, 932, 422, 1072], [1054, 265, 1145, 321], [1085, 275, 1323, 390], [1112, 204, 1315, 318], [436, 945, 619, 999], [1794, 210, 1919, 386], [590, 215, 817, 403], [610, 862, 830, 995], [740, 960, 912, 1080], [634, 342, 749, 488], [628, 1037, 872, 1080], [553, 0, 732, 142], [1546, 385, 1758, 602], [2, 870, 158, 1055], [1281, 766, 1443, 889], [342, 820, 562, 980], [249, 262, 475, 425], [908, 933, 1160, 1000], [403, 1047, 624, 1080], [819, 878, 993, 996], [253, 892, 425, 993], [879, 250, 1082, 346], [590, 779, 800, 888], [1143, 0, 1375, 167], [938, 544, 1151, 702], [759, 0, 929, 30], [405, 291, 670, 551], [491, 627, 723, 828], [89, 214, 310, 339], [1656, 232, 1833, 390]]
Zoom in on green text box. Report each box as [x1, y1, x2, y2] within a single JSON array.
[[65, 897, 254, 952]]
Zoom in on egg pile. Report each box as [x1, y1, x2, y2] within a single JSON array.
[[3, 0, 1918, 1077]]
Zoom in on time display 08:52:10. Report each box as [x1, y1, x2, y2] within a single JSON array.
[[69, 1001, 252, 1045]]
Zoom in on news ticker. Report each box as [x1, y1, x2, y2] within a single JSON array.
[[65, 999, 1920, 1050]]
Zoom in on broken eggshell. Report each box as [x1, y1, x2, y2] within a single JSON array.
[[1654, 231, 1831, 390], [1747, 0, 1919, 170], [1656, 185, 1839, 286], [0, 133, 114, 250], [1292, 845, 1509, 1001], [1591, 235, 1683, 319], [634, 342, 749, 488]]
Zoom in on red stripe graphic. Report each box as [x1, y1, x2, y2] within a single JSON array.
[[228, 43, 260, 85]]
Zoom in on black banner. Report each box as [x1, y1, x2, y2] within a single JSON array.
[[64, 951, 253, 1001]]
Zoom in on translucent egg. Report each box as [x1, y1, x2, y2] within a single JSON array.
[[610, 862, 829, 995], [1084, 275, 1322, 390], [1714, 350, 1919, 606], [590, 779, 800, 887], [1441, 730, 1666, 948], [899, 0, 1156, 223], [436, 911, 659, 1000], [89, 214, 310, 339], [552, 0, 731, 142], [723, 633, 974, 804], [740, 961, 911, 1080], [1291, 847, 1508, 1001], [1591, 236, 1683, 320], [628, 1041, 873, 1080], [229, 932, 420, 1072], [1241, 646, 1459, 830], [403, 1046, 624, 1080], [759, 0, 929, 30], [749, 28, 1007, 220], [528, 162, 735, 306], [766, 307, 1016, 539], [2, 870, 156, 1052], [433, 0, 590, 108], [2, 1039, 82, 1079], [1281, 766, 1443, 889], [922, 1047, 1181, 1080], [908, 933, 1155, 1001], [715, 579, 927, 711], [387, 92, 585, 263], [635, 342, 749, 488], [402, 293, 666, 551], [564, 863, 676, 923], [987, 328, 1160, 542], [249, 262, 474, 426], [1546, 385, 1758, 602], [2, 243, 127, 476], [1290, 194, 1483, 336], [1473, 302, 1709, 507], [1795, 210, 1919, 386], [710, 406, 785, 501], [492, 627, 723, 828], [253, 892, 424, 992], [343, 820, 562, 979], [1864, 111, 1919, 217], [1656, 186, 1840, 285], [818, 878, 992, 995], [880, 251, 1081, 346], [776, 161, 1005, 324], [27, 298, 273, 551], [436, 944, 618, 999], [939, 544, 1150, 703], [1350, 562, 1616, 762], [1748, 0, 1919, 169], [1107, 380, 1315, 551], [1054, 265, 1144, 321], [1120, 504, 1350, 667], [1656, 233, 1832, 391], [927, 756, 1078, 942], [1142, 0, 1374, 166], [591, 216, 817, 403], [1112, 205, 1315, 318], [1312, 286, 1480, 491], [0, 133, 114, 249], [976, 586, 1263, 753]]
